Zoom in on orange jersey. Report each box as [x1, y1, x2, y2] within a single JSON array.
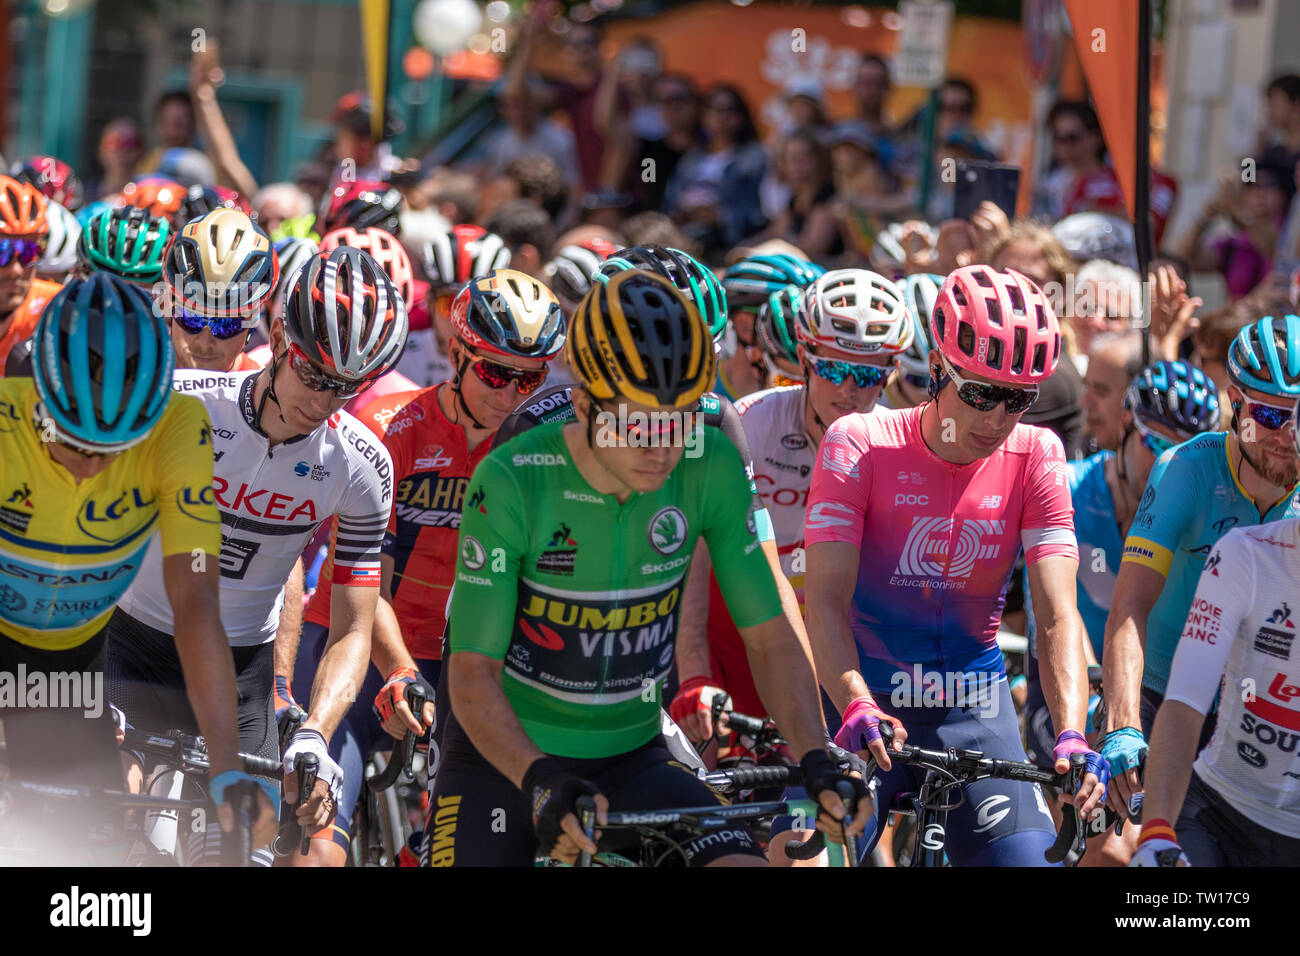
[[0, 278, 61, 374], [304, 384, 491, 659], [231, 350, 264, 372]]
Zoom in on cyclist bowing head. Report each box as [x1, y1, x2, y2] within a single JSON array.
[[437, 270, 866, 866]]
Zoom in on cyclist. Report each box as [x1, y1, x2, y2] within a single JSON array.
[[316, 180, 403, 238], [880, 273, 942, 410], [407, 224, 512, 388], [295, 268, 565, 865], [752, 285, 804, 387], [676, 269, 912, 729], [802, 264, 1106, 865], [719, 252, 825, 400], [36, 199, 80, 284], [160, 207, 277, 373], [116, 177, 186, 225], [110, 245, 406, 851], [433, 270, 867, 866], [1134, 433, 1300, 865], [11, 155, 84, 211], [0, 175, 61, 374], [1102, 314, 1300, 819], [77, 206, 172, 289], [0, 273, 274, 859], [544, 237, 620, 315]]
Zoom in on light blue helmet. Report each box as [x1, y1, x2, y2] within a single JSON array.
[[721, 253, 826, 307], [33, 273, 174, 452], [899, 273, 943, 381], [1227, 314, 1300, 397]]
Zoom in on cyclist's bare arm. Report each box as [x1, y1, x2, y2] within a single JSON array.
[[166, 553, 242, 776], [1101, 562, 1167, 809], [1139, 700, 1203, 827], [675, 538, 716, 739], [737, 612, 830, 763], [304, 581, 378, 740], [371, 555, 430, 736], [272, 560, 306, 694], [804, 541, 874, 715], [1028, 554, 1090, 749]]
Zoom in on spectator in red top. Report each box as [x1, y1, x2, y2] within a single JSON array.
[[1032, 100, 1107, 222]]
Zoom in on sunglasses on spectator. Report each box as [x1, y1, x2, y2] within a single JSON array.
[[173, 309, 249, 340], [1134, 419, 1178, 457], [287, 343, 371, 397], [935, 352, 1039, 414], [810, 357, 891, 389], [467, 354, 548, 395], [0, 237, 47, 268], [940, 100, 973, 114], [1053, 129, 1085, 145], [1241, 398, 1297, 432]]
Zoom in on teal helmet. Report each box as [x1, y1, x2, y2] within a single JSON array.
[[33, 273, 174, 452], [756, 285, 803, 365], [596, 245, 727, 344], [1226, 314, 1300, 397], [900, 273, 942, 382], [722, 253, 826, 308]]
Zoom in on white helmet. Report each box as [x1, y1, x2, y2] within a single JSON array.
[[38, 199, 80, 277], [1051, 212, 1137, 271], [796, 269, 912, 356], [899, 273, 943, 379]]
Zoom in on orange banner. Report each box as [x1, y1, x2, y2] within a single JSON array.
[[1063, 0, 1138, 219]]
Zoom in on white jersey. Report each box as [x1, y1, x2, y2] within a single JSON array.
[[1164, 520, 1300, 837], [734, 386, 815, 589], [394, 327, 454, 389], [117, 369, 393, 646]]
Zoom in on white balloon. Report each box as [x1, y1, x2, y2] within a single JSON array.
[[414, 0, 484, 56]]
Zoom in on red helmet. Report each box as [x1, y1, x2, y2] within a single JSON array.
[[319, 226, 414, 310], [118, 178, 185, 220], [421, 224, 510, 291], [11, 156, 84, 211], [930, 265, 1061, 387], [318, 179, 402, 236]]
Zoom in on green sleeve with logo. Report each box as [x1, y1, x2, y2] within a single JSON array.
[[448, 422, 780, 758]]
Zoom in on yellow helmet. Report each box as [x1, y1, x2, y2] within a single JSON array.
[[164, 207, 278, 317], [449, 268, 565, 360], [567, 270, 715, 409]]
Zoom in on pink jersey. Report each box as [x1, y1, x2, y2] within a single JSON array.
[[805, 405, 1078, 691]]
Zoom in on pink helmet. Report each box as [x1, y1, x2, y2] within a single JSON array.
[[930, 265, 1061, 387]]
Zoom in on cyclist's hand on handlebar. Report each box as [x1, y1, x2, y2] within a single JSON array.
[[373, 666, 436, 739], [1100, 727, 1147, 817], [800, 750, 871, 841], [668, 676, 730, 744], [521, 757, 607, 863], [1053, 730, 1110, 819], [210, 771, 280, 848], [833, 696, 906, 771], [1129, 820, 1188, 867], [282, 730, 344, 832]]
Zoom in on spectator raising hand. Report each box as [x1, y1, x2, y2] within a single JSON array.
[[1146, 263, 1201, 360]]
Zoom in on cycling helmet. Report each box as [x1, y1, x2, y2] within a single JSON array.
[[756, 286, 803, 365], [177, 184, 254, 225], [164, 208, 278, 317], [796, 269, 912, 356], [37, 200, 80, 277], [78, 207, 173, 284], [722, 253, 825, 307], [284, 245, 408, 380], [11, 156, 83, 211], [117, 178, 185, 220], [931, 265, 1061, 387], [1051, 212, 1138, 271], [32, 272, 174, 453], [270, 236, 318, 302], [568, 270, 715, 409], [1226, 314, 1300, 397], [320, 226, 413, 310], [0, 174, 48, 237], [319, 180, 403, 237], [1124, 360, 1219, 439], [597, 245, 727, 344], [422, 224, 511, 291], [900, 273, 942, 380], [449, 269, 565, 361], [545, 237, 620, 306]]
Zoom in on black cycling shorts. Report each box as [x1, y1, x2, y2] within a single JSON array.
[[423, 707, 764, 867], [1178, 770, 1300, 867]]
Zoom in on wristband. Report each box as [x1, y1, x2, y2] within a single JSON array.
[[1137, 818, 1178, 846]]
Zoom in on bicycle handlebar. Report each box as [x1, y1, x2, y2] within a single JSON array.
[[367, 681, 428, 792]]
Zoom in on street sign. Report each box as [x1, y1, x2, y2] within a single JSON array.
[[893, 0, 955, 90]]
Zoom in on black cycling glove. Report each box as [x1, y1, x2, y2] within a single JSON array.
[[800, 749, 869, 820], [521, 757, 601, 853]]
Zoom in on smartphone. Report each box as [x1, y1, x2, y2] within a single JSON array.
[[952, 160, 1021, 222]]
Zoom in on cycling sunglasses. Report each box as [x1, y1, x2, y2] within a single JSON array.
[[936, 352, 1038, 414], [593, 401, 690, 445], [1241, 399, 1296, 432], [1134, 420, 1177, 458], [0, 237, 46, 267], [467, 354, 548, 395], [173, 309, 249, 340], [287, 343, 371, 397], [810, 357, 890, 389]]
